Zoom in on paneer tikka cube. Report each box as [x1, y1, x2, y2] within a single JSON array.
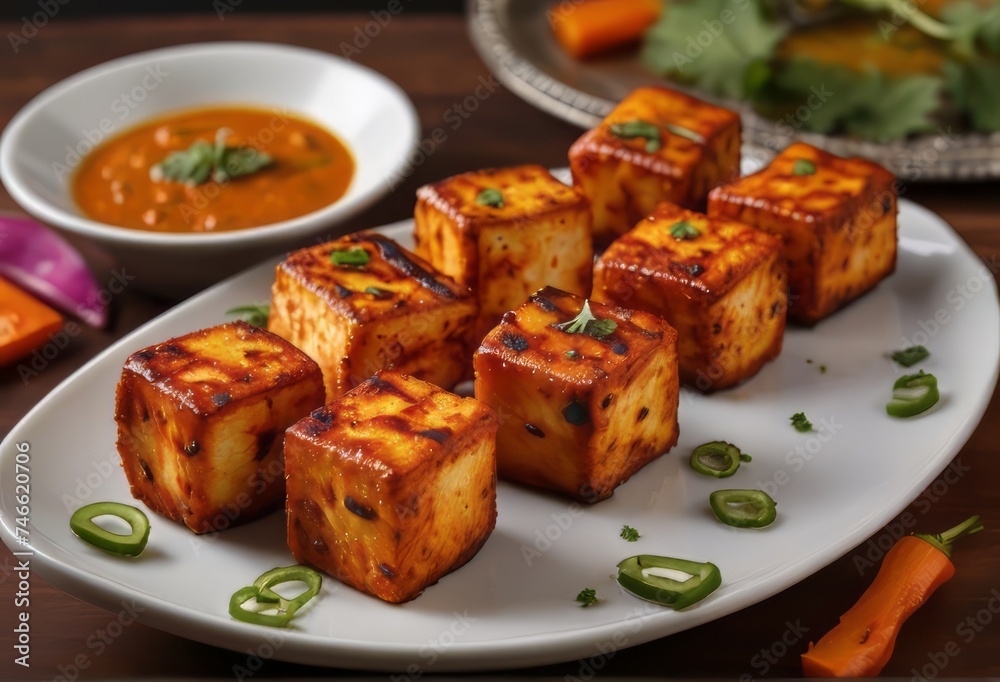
[[593, 203, 786, 392], [284, 371, 498, 603], [474, 287, 679, 503], [569, 86, 741, 246], [413, 164, 593, 340], [708, 142, 897, 325], [115, 321, 325, 534], [268, 232, 477, 401]]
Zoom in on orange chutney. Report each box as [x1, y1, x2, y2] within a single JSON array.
[[73, 107, 355, 233]]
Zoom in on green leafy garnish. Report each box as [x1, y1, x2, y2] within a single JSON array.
[[643, 0, 786, 101], [227, 304, 270, 327], [565, 350, 581, 360], [792, 159, 817, 176], [330, 248, 370, 267], [609, 120, 662, 153], [944, 59, 1000, 133], [772, 59, 942, 142], [364, 286, 388, 298], [669, 220, 700, 241], [151, 128, 272, 185], [620, 525, 640, 542], [475, 188, 505, 208], [890, 345, 930, 368], [553, 300, 617, 340], [790, 412, 813, 433], [576, 588, 598, 608]]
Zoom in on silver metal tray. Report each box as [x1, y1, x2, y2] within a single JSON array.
[[468, 0, 1000, 180]]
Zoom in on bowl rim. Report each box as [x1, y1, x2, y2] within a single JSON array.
[[0, 41, 420, 248]]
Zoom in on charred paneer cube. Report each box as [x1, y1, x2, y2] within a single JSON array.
[[413, 164, 593, 340], [268, 232, 476, 401], [569, 86, 741, 246], [474, 287, 679, 503], [593, 203, 786, 392], [285, 371, 498, 603], [708, 142, 897, 325], [115, 321, 325, 534]]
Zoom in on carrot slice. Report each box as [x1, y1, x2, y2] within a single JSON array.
[[802, 516, 983, 677], [0, 277, 64, 366], [550, 0, 662, 60]]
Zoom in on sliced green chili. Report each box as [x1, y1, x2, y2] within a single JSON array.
[[690, 441, 750, 478], [616, 555, 721, 610], [229, 565, 323, 627], [886, 371, 939, 418], [69, 502, 150, 557], [709, 489, 777, 528]]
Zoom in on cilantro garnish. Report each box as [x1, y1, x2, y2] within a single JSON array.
[[330, 248, 370, 267], [620, 525, 640, 542], [669, 220, 700, 241], [226, 304, 270, 327], [553, 300, 617, 340], [791, 412, 814, 433], [576, 588, 598, 608]]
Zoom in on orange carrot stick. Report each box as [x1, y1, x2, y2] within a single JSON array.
[[0, 277, 63, 366], [550, 0, 662, 60], [802, 516, 984, 678]]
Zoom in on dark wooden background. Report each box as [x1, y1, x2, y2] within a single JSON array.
[[1, 11, 998, 681]]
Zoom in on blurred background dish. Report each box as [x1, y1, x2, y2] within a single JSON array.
[[466, 0, 1000, 181], [0, 41, 419, 299]]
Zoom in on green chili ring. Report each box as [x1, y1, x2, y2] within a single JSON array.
[[886, 371, 939, 418], [709, 489, 777, 528], [229, 565, 323, 627], [690, 441, 749, 478], [69, 502, 150, 556], [616, 555, 722, 610]]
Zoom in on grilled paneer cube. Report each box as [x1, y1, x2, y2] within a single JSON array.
[[413, 164, 593, 340], [268, 232, 476, 401], [569, 86, 741, 246], [285, 371, 498, 603], [474, 287, 679, 503], [708, 142, 897, 325], [593, 203, 786, 392], [115, 321, 325, 534]]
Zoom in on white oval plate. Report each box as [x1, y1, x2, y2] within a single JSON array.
[[1, 202, 997, 672]]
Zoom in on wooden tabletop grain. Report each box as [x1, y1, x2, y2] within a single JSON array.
[[1, 13, 998, 681]]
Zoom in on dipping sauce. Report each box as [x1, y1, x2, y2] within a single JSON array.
[[73, 107, 355, 233]]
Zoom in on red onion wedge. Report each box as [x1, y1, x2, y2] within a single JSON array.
[[0, 213, 108, 328]]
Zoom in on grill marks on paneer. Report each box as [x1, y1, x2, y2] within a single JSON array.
[[114, 321, 325, 534], [268, 233, 477, 400], [708, 142, 897, 325], [284, 371, 498, 603], [474, 287, 679, 503]]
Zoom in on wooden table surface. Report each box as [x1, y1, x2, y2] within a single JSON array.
[[1, 13, 998, 681]]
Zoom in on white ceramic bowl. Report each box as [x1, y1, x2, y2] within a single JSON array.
[[0, 42, 420, 299]]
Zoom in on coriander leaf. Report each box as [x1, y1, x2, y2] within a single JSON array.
[[330, 248, 370, 267], [364, 286, 388, 298], [790, 412, 813, 433], [152, 128, 271, 185], [770, 59, 943, 141], [940, 1, 1000, 56], [227, 304, 270, 327], [553, 300, 618, 340], [890, 345, 930, 368], [792, 159, 816, 176], [565, 350, 581, 360], [844, 73, 942, 142], [669, 220, 700, 240], [620, 525, 640, 542], [476, 188, 504, 208], [642, 0, 787, 101], [944, 59, 1000, 132], [576, 588, 598, 608], [610, 120, 662, 152]]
